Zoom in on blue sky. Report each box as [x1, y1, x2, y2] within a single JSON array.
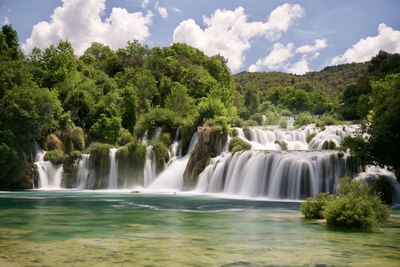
[[1, 0, 399, 73]]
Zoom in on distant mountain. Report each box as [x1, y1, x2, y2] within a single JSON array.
[[233, 62, 368, 95]]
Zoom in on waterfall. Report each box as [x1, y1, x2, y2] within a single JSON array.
[[34, 147, 63, 189], [76, 154, 90, 189], [195, 150, 351, 200], [108, 148, 118, 189], [147, 133, 198, 191], [143, 146, 157, 187]]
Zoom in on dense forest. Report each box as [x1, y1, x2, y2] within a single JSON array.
[[0, 24, 399, 189]]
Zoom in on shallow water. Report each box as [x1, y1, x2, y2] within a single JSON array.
[[0, 191, 399, 266]]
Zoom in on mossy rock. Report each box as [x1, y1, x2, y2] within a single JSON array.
[[44, 149, 65, 164], [160, 132, 172, 147], [63, 126, 85, 153], [89, 143, 110, 166], [306, 133, 316, 143], [116, 141, 146, 185], [151, 141, 170, 173], [229, 137, 251, 154], [43, 134, 63, 151]]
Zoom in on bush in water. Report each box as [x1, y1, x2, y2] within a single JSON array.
[[301, 177, 390, 228], [294, 112, 315, 127], [300, 193, 333, 219]]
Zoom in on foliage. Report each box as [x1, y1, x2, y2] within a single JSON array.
[[116, 141, 146, 171], [135, 108, 180, 137], [316, 114, 342, 128], [228, 137, 251, 154], [44, 149, 65, 164], [117, 128, 135, 146], [295, 112, 315, 127], [306, 133, 316, 143], [302, 177, 390, 229], [89, 114, 121, 144], [300, 193, 333, 219], [43, 134, 63, 151]]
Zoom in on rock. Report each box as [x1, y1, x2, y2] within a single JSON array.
[[183, 125, 226, 189]]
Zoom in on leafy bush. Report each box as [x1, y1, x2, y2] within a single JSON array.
[[300, 193, 333, 219], [89, 114, 121, 144], [160, 132, 172, 147], [228, 137, 251, 154], [316, 114, 342, 128], [295, 112, 315, 127], [135, 108, 180, 137], [116, 141, 146, 169], [44, 149, 64, 164], [322, 177, 390, 228], [264, 110, 281, 125], [242, 119, 258, 127], [249, 113, 264, 125], [117, 128, 135, 146], [279, 118, 287, 129]]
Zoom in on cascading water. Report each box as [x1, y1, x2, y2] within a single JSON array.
[[193, 125, 363, 200], [195, 150, 352, 199], [143, 146, 157, 187], [108, 148, 118, 189], [34, 147, 63, 189], [76, 154, 91, 189], [147, 133, 198, 191]]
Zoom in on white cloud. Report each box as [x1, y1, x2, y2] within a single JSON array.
[[22, 0, 153, 55], [286, 57, 310, 75], [171, 7, 181, 13], [249, 43, 294, 72], [331, 23, 400, 65], [155, 2, 168, 19], [173, 4, 304, 72], [296, 39, 326, 54], [249, 38, 326, 74], [141, 0, 149, 9]]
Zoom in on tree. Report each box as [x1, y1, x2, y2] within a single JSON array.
[[368, 74, 400, 180]]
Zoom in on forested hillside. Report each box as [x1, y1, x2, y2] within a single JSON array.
[[234, 62, 368, 96]]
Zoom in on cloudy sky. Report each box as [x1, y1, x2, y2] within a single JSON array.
[[1, 0, 399, 74]]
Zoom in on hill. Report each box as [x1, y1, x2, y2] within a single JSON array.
[[233, 62, 368, 95]]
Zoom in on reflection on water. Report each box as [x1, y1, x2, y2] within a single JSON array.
[[0, 191, 399, 266]]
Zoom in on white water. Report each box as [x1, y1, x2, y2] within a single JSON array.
[[108, 148, 118, 189], [143, 146, 157, 187], [76, 154, 90, 189], [34, 148, 63, 189], [195, 150, 351, 199], [147, 133, 198, 191]]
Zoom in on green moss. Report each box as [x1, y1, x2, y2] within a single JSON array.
[[306, 133, 316, 143], [44, 149, 64, 164], [89, 142, 110, 166], [151, 141, 170, 173], [228, 137, 251, 154], [116, 141, 146, 185]]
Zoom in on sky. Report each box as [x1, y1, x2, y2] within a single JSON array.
[[1, 0, 399, 74]]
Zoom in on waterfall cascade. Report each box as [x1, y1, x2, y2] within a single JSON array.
[[76, 154, 90, 189], [108, 148, 118, 189], [34, 124, 399, 202], [34, 147, 63, 189]]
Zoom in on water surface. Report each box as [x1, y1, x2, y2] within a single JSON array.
[[0, 191, 399, 266]]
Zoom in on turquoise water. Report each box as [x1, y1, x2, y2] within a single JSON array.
[[0, 191, 399, 266]]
